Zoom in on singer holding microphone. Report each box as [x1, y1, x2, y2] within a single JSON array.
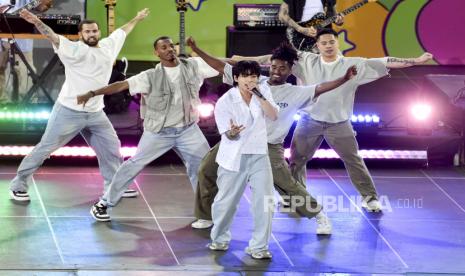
[[208, 60, 279, 259]]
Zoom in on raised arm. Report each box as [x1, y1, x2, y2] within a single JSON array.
[[77, 81, 129, 107], [19, 9, 59, 47], [120, 8, 150, 35], [314, 66, 357, 97], [386, 52, 433, 69], [187, 36, 227, 74]]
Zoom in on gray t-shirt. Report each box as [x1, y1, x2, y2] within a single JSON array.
[[223, 63, 316, 144], [293, 52, 389, 123]]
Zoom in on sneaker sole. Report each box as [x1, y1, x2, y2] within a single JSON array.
[[9, 191, 30, 202], [89, 209, 111, 222], [191, 223, 213, 229], [121, 192, 139, 198], [316, 230, 332, 235]]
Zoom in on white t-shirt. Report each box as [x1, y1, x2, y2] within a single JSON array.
[[53, 29, 126, 112], [301, 0, 324, 21], [267, 83, 316, 144], [293, 52, 389, 123], [215, 85, 278, 172]]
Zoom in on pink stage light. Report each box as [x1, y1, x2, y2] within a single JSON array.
[[0, 146, 427, 160], [410, 103, 432, 121], [197, 103, 215, 118]]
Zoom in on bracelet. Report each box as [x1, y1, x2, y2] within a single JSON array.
[[89, 91, 96, 97]]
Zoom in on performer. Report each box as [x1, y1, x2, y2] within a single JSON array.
[[206, 59, 278, 259], [188, 39, 356, 235], [231, 28, 433, 212], [279, 0, 343, 38], [78, 36, 220, 222], [9, 8, 149, 201], [0, 0, 53, 103]]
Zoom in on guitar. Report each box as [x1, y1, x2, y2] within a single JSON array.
[[102, 0, 132, 114], [175, 0, 189, 57], [287, 0, 377, 52]]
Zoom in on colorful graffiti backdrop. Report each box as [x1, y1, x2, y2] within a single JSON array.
[[87, 0, 464, 65]]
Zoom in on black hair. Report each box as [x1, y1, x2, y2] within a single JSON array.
[[270, 41, 298, 66], [78, 20, 99, 32], [316, 28, 339, 41], [153, 36, 172, 49], [232, 60, 261, 86]]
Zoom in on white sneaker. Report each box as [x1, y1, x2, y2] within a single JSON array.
[[315, 211, 332, 235], [191, 219, 213, 229], [122, 189, 139, 198], [362, 199, 382, 212]]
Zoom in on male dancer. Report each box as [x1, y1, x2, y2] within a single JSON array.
[[9, 8, 149, 201], [231, 28, 433, 212], [77, 36, 220, 222], [187, 38, 355, 234]]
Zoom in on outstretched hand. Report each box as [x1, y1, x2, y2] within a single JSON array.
[[135, 8, 150, 21], [344, 65, 358, 80], [415, 52, 433, 64]]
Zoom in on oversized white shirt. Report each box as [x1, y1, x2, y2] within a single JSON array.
[[53, 29, 126, 112], [214, 84, 278, 172], [293, 52, 389, 123]]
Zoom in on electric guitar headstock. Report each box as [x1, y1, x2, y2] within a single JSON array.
[[175, 0, 189, 12], [103, 0, 117, 7]]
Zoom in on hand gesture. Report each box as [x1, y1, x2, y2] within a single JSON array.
[[135, 8, 150, 21], [299, 26, 317, 37], [77, 92, 93, 107], [19, 9, 40, 24], [334, 14, 344, 25], [228, 119, 245, 137], [344, 65, 358, 80], [415, 52, 433, 64], [186, 36, 197, 50]]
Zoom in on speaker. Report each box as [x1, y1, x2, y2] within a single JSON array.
[[226, 26, 287, 58]]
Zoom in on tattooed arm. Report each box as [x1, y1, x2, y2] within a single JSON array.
[[386, 53, 433, 69], [278, 2, 319, 37], [19, 9, 59, 48]]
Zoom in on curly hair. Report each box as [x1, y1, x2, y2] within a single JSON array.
[[270, 41, 299, 66]]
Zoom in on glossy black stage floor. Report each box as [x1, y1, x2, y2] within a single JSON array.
[[1, 162, 465, 275]]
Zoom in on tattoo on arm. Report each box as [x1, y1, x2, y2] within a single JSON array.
[[35, 21, 60, 47], [279, 3, 301, 30], [387, 57, 416, 66]]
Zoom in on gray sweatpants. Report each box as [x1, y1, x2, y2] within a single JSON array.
[[211, 154, 274, 254], [10, 103, 123, 194], [289, 115, 378, 200]]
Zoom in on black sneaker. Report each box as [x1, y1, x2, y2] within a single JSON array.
[[90, 202, 110, 222], [10, 190, 30, 201], [122, 189, 139, 198]]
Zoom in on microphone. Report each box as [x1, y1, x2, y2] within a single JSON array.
[[252, 88, 265, 99]]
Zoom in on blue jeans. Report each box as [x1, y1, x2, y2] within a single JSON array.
[[101, 123, 210, 206], [10, 103, 123, 193]]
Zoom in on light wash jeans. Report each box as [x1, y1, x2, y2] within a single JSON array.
[[100, 123, 210, 206], [10, 103, 123, 193], [211, 154, 275, 254]]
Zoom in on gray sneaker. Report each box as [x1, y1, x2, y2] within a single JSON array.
[[208, 242, 229, 251], [245, 247, 272, 260]]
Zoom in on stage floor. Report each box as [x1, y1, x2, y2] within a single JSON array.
[[1, 163, 465, 275]]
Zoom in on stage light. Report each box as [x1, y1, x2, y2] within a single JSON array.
[[351, 114, 380, 125], [0, 110, 50, 121], [293, 114, 301, 121], [197, 103, 214, 118], [0, 146, 427, 160], [410, 103, 432, 121]]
